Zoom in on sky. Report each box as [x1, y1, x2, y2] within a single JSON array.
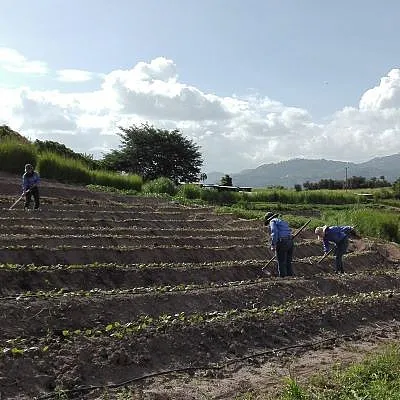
[[1, 0, 400, 174]]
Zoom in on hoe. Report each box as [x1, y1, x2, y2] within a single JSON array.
[[9, 189, 30, 210]]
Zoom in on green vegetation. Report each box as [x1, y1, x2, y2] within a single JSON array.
[[3, 125, 400, 243], [91, 170, 142, 191], [101, 123, 203, 183], [0, 138, 37, 174], [38, 151, 92, 184], [322, 208, 400, 242], [280, 344, 400, 400], [303, 175, 391, 190], [249, 188, 367, 205], [1, 290, 397, 358], [34, 139, 100, 169], [0, 125, 30, 144], [142, 177, 177, 195]]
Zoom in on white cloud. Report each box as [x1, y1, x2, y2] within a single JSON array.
[[360, 69, 400, 110], [56, 69, 97, 82], [102, 57, 232, 121], [2, 48, 400, 173], [0, 47, 48, 75]]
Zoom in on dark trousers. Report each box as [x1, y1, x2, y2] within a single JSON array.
[[24, 186, 40, 209], [334, 236, 349, 273], [276, 238, 294, 277]]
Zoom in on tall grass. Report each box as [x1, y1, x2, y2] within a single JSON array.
[[38, 152, 92, 184], [38, 152, 143, 190], [179, 187, 370, 205], [249, 189, 367, 205], [142, 177, 177, 196], [177, 183, 202, 199], [322, 207, 400, 242], [91, 170, 142, 191], [0, 138, 37, 174]]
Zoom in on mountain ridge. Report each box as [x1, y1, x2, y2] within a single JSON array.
[[206, 154, 400, 187]]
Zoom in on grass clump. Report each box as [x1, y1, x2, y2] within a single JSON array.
[[280, 344, 400, 399], [91, 170, 142, 192], [142, 177, 177, 196]]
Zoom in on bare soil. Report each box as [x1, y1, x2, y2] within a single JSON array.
[[0, 171, 399, 400]]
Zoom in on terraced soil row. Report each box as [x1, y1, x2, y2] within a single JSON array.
[[0, 225, 260, 237], [0, 173, 399, 400], [0, 216, 257, 229], [1, 290, 399, 399], [1, 270, 400, 340]]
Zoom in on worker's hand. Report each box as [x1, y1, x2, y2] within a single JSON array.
[[270, 245, 275, 252]]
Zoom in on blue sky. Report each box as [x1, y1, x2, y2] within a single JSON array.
[[1, 1, 400, 173]]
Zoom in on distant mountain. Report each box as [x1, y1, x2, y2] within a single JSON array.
[[206, 154, 400, 188]]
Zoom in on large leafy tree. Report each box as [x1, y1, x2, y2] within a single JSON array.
[[102, 123, 203, 182]]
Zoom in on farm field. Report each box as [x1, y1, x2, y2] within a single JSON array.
[[0, 171, 399, 399]]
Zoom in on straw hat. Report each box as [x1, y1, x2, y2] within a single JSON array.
[[314, 225, 327, 240], [264, 212, 280, 225]]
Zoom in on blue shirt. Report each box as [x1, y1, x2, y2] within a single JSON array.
[[322, 226, 353, 252], [269, 218, 292, 246], [22, 171, 40, 191]]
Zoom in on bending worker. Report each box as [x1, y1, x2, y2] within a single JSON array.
[[314, 225, 356, 273], [264, 212, 294, 278]]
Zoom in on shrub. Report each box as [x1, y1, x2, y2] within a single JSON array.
[[91, 170, 142, 191], [200, 188, 236, 205], [142, 177, 177, 195], [177, 183, 202, 200]]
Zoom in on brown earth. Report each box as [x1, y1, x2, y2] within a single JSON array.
[[0, 171, 399, 400]]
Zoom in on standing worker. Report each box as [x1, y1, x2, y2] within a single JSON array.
[[22, 163, 40, 211], [264, 212, 294, 278], [314, 225, 356, 273]]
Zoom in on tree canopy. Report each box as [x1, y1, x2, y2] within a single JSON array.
[[102, 124, 203, 182], [220, 174, 233, 186]]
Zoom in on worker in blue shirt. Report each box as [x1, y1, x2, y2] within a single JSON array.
[[22, 163, 40, 210], [314, 225, 355, 273], [264, 212, 294, 277]]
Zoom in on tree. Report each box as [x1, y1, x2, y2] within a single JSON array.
[[220, 174, 233, 186], [101, 124, 203, 183], [393, 178, 400, 199], [199, 173, 207, 183]]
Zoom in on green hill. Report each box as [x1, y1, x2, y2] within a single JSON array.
[[0, 125, 30, 144]]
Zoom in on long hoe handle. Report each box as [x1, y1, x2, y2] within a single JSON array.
[[9, 189, 30, 210], [9, 194, 24, 210]]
